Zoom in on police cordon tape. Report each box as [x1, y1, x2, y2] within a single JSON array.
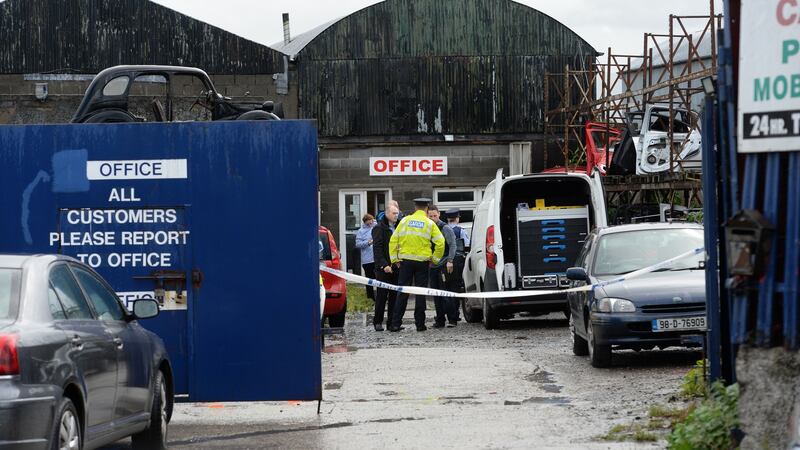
[[320, 247, 706, 299]]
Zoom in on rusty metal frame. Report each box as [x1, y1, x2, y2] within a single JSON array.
[[543, 1, 722, 210]]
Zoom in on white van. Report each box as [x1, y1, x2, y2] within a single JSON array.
[[462, 169, 607, 329]]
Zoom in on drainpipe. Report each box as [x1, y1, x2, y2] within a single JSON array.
[[282, 13, 291, 45]]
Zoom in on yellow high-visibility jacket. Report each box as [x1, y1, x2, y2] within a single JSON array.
[[389, 210, 445, 265]]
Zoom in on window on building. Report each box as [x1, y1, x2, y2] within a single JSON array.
[[434, 188, 484, 224], [437, 191, 474, 203]]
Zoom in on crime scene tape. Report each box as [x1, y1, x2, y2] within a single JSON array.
[[320, 247, 705, 299]]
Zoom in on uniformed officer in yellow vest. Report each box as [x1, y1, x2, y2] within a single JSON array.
[[388, 197, 445, 332]]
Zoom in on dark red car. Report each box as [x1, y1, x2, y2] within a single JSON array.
[[585, 122, 622, 175], [319, 226, 347, 327], [540, 122, 622, 175]]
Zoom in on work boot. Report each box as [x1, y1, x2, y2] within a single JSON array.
[[447, 322, 457, 328], [389, 326, 405, 332], [432, 322, 445, 329], [374, 324, 384, 332], [416, 325, 427, 332]]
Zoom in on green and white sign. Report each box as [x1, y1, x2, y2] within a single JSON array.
[[738, 0, 800, 153]]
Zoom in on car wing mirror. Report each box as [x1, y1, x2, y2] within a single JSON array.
[[132, 299, 160, 320], [565, 267, 588, 281]]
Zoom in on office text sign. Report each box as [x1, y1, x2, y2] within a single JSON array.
[[738, 0, 800, 152], [369, 157, 448, 176]]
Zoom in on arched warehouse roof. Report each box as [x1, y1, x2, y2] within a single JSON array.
[[287, 0, 598, 138]]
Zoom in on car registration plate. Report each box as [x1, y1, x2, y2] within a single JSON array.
[[652, 316, 707, 332]]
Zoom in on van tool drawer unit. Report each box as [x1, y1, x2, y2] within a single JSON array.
[[515, 205, 590, 289]]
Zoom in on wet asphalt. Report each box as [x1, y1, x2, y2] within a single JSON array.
[[102, 307, 700, 449]]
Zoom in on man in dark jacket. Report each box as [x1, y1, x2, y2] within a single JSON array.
[[428, 205, 457, 328], [371, 204, 400, 331]]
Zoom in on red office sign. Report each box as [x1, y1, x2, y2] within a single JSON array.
[[369, 157, 448, 176]]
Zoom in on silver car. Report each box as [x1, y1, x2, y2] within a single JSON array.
[[0, 255, 173, 449]]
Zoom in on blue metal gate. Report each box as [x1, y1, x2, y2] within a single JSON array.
[[0, 121, 321, 401]]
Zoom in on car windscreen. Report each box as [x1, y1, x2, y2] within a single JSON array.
[[319, 231, 332, 261], [0, 269, 21, 320], [593, 228, 704, 276]]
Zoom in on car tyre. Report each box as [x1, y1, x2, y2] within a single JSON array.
[[51, 397, 81, 450], [132, 370, 169, 450], [81, 109, 137, 123], [482, 298, 499, 330], [570, 314, 589, 356], [587, 319, 612, 368], [235, 110, 280, 120], [328, 300, 347, 328], [462, 299, 483, 323]]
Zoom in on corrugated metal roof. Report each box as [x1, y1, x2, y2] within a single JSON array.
[[0, 0, 284, 74], [276, 0, 597, 60], [296, 0, 596, 137], [271, 18, 341, 58], [300, 0, 597, 60]]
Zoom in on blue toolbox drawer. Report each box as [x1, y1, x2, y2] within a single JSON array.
[[515, 207, 590, 278]]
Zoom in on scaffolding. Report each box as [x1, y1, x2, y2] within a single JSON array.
[[542, 1, 722, 214]]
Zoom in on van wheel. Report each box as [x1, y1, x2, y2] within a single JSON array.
[[587, 319, 612, 368], [51, 397, 81, 450], [482, 298, 499, 330], [570, 314, 588, 356], [462, 299, 483, 323]]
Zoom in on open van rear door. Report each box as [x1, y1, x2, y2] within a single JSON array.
[[492, 168, 505, 290], [590, 171, 608, 228]]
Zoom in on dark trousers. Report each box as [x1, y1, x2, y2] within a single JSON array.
[[430, 266, 458, 324], [392, 260, 429, 328], [362, 263, 375, 300], [374, 268, 397, 325], [444, 256, 466, 321]]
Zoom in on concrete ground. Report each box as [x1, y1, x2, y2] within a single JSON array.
[[103, 306, 699, 449]]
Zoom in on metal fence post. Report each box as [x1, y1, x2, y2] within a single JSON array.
[[702, 94, 722, 381]]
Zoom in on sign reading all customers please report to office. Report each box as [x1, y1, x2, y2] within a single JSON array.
[[369, 157, 448, 176], [738, 0, 800, 152]]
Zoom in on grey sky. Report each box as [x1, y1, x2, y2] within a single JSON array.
[[152, 0, 723, 56]]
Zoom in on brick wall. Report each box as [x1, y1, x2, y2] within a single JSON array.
[[319, 144, 511, 242]]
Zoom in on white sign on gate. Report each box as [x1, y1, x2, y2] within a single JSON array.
[[87, 159, 188, 180], [369, 157, 448, 176], [737, 0, 800, 153]]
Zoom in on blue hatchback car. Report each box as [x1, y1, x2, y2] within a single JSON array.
[[565, 223, 706, 368]]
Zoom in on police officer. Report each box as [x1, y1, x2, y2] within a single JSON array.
[[388, 198, 445, 332], [445, 208, 470, 322]]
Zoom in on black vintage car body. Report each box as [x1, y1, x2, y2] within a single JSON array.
[[71, 65, 281, 123], [566, 223, 706, 368]]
